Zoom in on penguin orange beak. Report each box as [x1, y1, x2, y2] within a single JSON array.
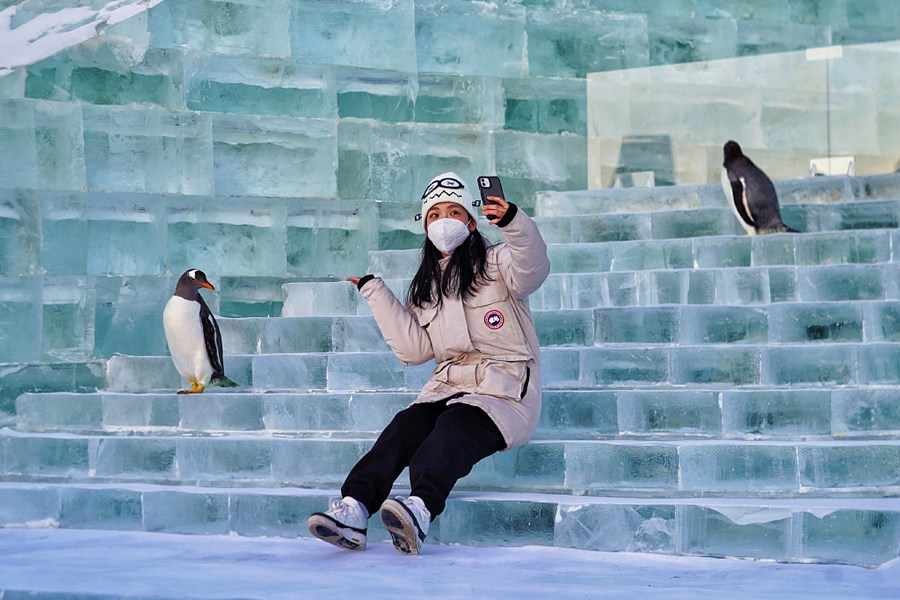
[[200, 282, 215, 290]]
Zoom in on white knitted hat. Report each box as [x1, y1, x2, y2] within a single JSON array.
[[417, 171, 478, 226]]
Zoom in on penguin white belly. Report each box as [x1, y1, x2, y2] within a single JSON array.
[[163, 296, 214, 386]]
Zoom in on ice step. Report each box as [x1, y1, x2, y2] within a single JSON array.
[[3, 429, 900, 497], [533, 172, 900, 217], [222, 300, 900, 354], [283, 263, 900, 316], [368, 230, 900, 278], [105, 340, 900, 393], [533, 199, 900, 244], [16, 388, 900, 440], [0, 482, 896, 566]]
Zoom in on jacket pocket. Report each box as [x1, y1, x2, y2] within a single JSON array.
[[475, 360, 529, 402]]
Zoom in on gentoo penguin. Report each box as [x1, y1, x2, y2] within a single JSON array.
[[163, 269, 237, 394], [721, 140, 799, 235]]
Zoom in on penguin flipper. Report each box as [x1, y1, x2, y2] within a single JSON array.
[[721, 167, 755, 234], [198, 297, 229, 378]]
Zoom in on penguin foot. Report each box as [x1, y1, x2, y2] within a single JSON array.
[[177, 383, 206, 394]]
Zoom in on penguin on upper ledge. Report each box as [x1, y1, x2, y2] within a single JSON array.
[[721, 140, 799, 235], [163, 268, 237, 394]]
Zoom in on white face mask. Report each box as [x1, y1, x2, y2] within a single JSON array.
[[427, 218, 471, 254]]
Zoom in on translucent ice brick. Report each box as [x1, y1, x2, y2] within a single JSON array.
[[15, 392, 102, 432], [415, 74, 490, 126], [230, 492, 324, 537], [681, 505, 790, 561], [331, 316, 389, 353], [281, 281, 361, 317], [798, 509, 900, 567], [166, 195, 288, 278], [799, 444, 900, 490], [722, 389, 832, 437], [534, 310, 593, 346], [555, 502, 676, 553], [439, 498, 555, 547], [260, 317, 332, 353], [764, 344, 856, 385], [594, 307, 679, 344], [179, 393, 265, 431], [42, 276, 95, 361], [0, 189, 40, 277], [59, 487, 143, 531], [503, 77, 587, 135], [69, 48, 184, 111], [94, 277, 171, 358], [143, 489, 230, 535], [679, 443, 799, 492], [186, 57, 336, 118], [768, 302, 863, 343], [565, 442, 679, 492], [326, 352, 406, 391], [538, 391, 618, 438], [0, 99, 85, 190], [672, 346, 761, 385], [94, 437, 177, 478], [798, 264, 885, 302], [150, 0, 292, 59], [832, 388, 900, 435], [0, 277, 42, 363], [294, 0, 416, 72], [581, 347, 669, 385], [251, 354, 328, 390], [287, 198, 377, 279], [618, 390, 722, 436], [415, 0, 527, 77], [212, 113, 336, 198], [680, 305, 768, 344], [336, 68, 415, 122], [526, 7, 648, 77], [40, 191, 87, 276], [82, 105, 214, 195]]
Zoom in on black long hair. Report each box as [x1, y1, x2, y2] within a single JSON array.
[[406, 226, 493, 309]]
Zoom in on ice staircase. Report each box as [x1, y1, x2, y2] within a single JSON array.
[[3, 173, 900, 567]]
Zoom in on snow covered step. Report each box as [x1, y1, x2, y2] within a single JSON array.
[[15, 388, 900, 440], [4, 430, 900, 497], [0, 482, 897, 566]]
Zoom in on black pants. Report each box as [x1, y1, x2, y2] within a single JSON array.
[[341, 398, 507, 520]]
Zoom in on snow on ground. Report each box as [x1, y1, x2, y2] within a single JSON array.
[[0, 528, 897, 599]]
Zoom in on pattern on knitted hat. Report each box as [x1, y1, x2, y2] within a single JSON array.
[[416, 172, 478, 226]]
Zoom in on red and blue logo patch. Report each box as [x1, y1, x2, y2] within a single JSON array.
[[484, 310, 505, 330]]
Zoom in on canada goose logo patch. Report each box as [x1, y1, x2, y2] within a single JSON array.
[[484, 310, 504, 330]]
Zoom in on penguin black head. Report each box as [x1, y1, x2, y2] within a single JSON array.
[[174, 269, 215, 299], [723, 140, 744, 164]]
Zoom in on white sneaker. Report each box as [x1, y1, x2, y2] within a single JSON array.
[[307, 496, 368, 551], [380, 496, 430, 555]]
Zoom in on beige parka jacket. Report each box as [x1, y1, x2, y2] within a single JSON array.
[[359, 206, 550, 449]]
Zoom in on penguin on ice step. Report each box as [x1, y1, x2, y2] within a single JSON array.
[[721, 140, 799, 235], [163, 269, 237, 394]]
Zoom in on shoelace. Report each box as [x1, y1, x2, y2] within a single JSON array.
[[331, 499, 353, 518]]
